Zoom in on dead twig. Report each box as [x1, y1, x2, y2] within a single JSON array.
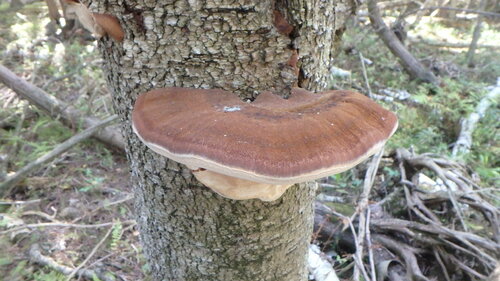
[[0, 115, 119, 195], [29, 243, 115, 281], [365, 208, 376, 281], [352, 148, 383, 281], [314, 147, 499, 280], [71, 193, 133, 223], [0, 199, 41, 205], [21, 210, 58, 222], [42, 64, 86, 89], [0, 219, 136, 235], [433, 247, 451, 281], [447, 254, 488, 280], [359, 52, 373, 98], [65, 224, 114, 281], [330, 210, 371, 281]]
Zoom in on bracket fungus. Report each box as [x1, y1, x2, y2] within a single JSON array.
[[65, 0, 124, 42], [132, 87, 398, 201]]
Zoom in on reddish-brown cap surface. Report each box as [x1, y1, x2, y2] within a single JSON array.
[[132, 87, 398, 184], [93, 13, 124, 42]]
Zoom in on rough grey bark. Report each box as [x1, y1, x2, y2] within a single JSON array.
[[92, 0, 353, 280]]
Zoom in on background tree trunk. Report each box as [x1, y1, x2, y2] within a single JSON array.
[[93, 0, 353, 279]]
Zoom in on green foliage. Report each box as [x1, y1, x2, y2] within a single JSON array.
[[334, 254, 349, 266], [466, 106, 500, 185], [92, 273, 104, 281], [330, 171, 363, 189], [84, 142, 115, 168], [79, 169, 105, 192], [32, 268, 66, 281], [110, 221, 123, 250], [141, 263, 151, 275], [10, 260, 29, 279], [332, 18, 499, 187], [414, 78, 485, 122], [0, 114, 72, 168], [382, 166, 399, 179], [0, 257, 13, 266]]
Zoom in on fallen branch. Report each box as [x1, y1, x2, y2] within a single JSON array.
[[452, 78, 500, 156], [433, 247, 451, 281], [370, 218, 499, 258], [314, 202, 498, 280], [397, 148, 500, 242], [0, 64, 125, 150], [447, 253, 488, 280], [29, 243, 115, 281], [0, 115, 119, 194], [313, 148, 499, 280], [0, 219, 136, 235], [367, 0, 439, 85], [397, 149, 467, 230], [372, 234, 431, 281]]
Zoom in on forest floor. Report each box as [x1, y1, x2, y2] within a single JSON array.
[[0, 2, 498, 281]]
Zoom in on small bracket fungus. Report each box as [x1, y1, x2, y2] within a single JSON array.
[[65, 0, 124, 42], [132, 87, 398, 201], [92, 13, 124, 42]]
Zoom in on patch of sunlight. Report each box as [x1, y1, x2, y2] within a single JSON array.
[[86, 43, 96, 53], [0, 2, 9, 11], [408, 16, 469, 43], [6, 17, 52, 66], [8, 17, 50, 50], [53, 43, 66, 67], [479, 22, 500, 46], [60, 17, 67, 28], [408, 16, 500, 48]]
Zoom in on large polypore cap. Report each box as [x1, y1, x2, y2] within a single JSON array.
[[132, 87, 398, 200]]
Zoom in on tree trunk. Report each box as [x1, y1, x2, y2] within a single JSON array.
[[465, 0, 488, 67], [92, 0, 353, 280]]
